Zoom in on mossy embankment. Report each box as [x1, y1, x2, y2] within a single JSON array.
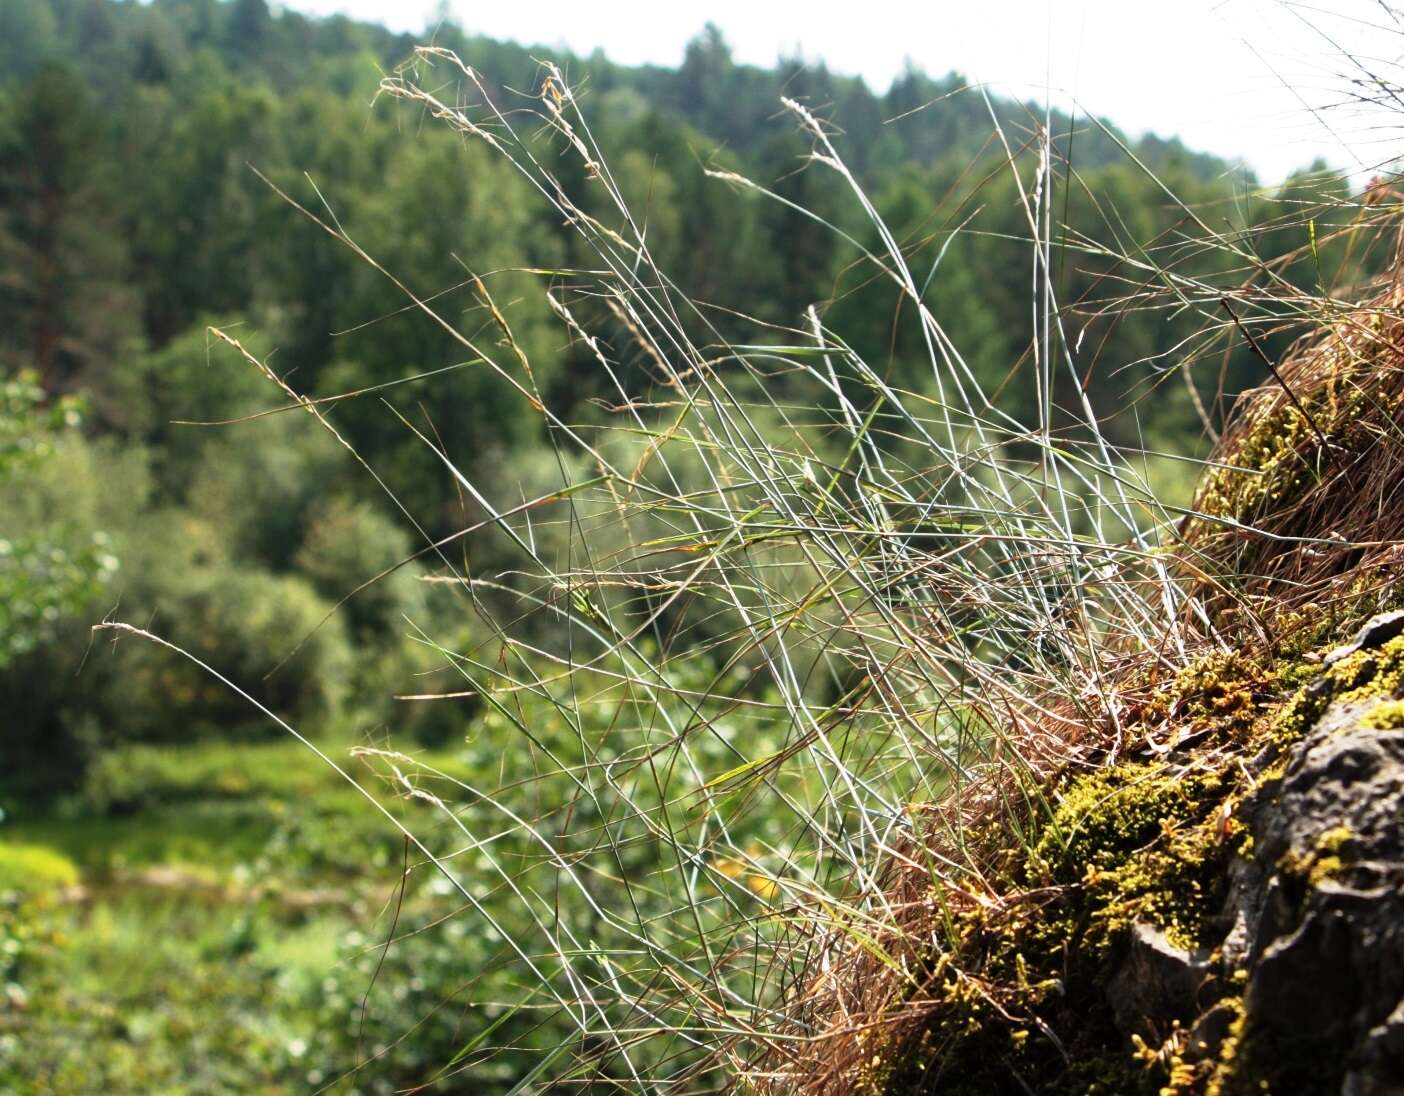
[[772, 255, 1404, 1095], [874, 620, 1404, 1095]]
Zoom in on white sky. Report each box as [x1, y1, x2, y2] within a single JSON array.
[[283, 0, 1404, 184]]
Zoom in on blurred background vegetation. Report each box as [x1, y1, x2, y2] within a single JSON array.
[[0, 0, 1391, 1091]]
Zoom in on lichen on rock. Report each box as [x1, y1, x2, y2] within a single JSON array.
[[863, 623, 1404, 1095]]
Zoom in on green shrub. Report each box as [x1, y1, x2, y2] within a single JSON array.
[[0, 372, 119, 669], [183, 416, 348, 571], [105, 568, 352, 740], [0, 843, 79, 893], [293, 495, 425, 640], [93, 324, 271, 484]]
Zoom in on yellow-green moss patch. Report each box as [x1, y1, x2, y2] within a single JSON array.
[[876, 618, 1404, 1094], [1364, 697, 1404, 729], [0, 843, 79, 894]]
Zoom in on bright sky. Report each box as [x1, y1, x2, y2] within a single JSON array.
[[284, 0, 1404, 184]]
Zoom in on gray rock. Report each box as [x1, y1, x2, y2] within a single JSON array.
[[1345, 999, 1404, 1096], [1162, 697, 1404, 1090], [1323, 610, 1404, 665], [1107, 922, 1213, 1041]]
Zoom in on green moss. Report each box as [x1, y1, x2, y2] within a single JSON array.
[[1276, 823, 1356, 890], [1031, 763, 1232, 953], [1308, 824, 1355, 886], [1195, 400, 1319, 524], [1363, 697, 1404, 729], [1188, 329, 1394, 533], [1202, 997, 1248, 1096], [1266, 634, 1404, 743]]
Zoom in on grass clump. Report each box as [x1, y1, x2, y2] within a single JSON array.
[[771, 250, 1404, 1087], [1184, 274, 1404, 620]]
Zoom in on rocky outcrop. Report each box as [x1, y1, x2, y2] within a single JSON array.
[[861, 618, 1404, 1095], [1107, 617, 1404, 1094]]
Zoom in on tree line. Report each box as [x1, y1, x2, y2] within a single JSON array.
[[0, 0, 1381, 798]]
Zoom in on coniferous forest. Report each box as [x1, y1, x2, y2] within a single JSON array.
[[2, 1, 1399, 1092]]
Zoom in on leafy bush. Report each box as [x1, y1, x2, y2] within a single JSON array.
[[0, 371, 83, 472], [0, 843, 78, 894], [0, 372, 117, 669], [93, 324, 275, 492], [104, 568, 352, 740], [294, 495, 425, 640], [0, 481, 353, 797], [0, 531, 118, 667], [182, 414, 349, 571]]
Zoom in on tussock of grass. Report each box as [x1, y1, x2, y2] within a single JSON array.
[[1185, 261, 1404, 618], [761, 251, 1404, 1092]]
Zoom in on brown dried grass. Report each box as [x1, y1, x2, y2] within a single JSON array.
[[1182, 233, 1404, 628]]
